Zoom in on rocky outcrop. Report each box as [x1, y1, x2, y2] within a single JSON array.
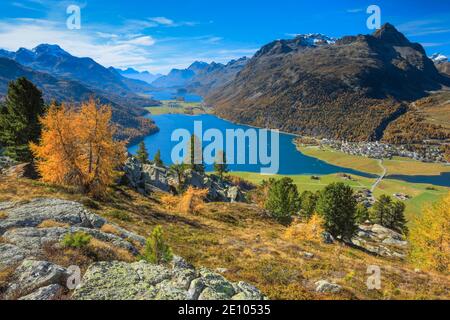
[[0, 156, 16, 174], [122, 157, 245, 202], [315, 280, 342, 294], [0, 198, 263, 300], [352, 224, 408, 258], [73, 259, 265, 300]]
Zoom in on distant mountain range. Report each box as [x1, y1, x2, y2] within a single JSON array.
[[0, 45, 159, 143], [0, 44, 157, 109], [207, 24, 450, 141], [151, 58, 249, 95], [115, 67, 162, 85]]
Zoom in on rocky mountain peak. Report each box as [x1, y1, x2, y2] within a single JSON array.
[[32, 44, 70, 57], [373, 23, 410, 46]]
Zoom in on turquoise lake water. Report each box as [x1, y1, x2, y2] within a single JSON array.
[[129, 114, 376, 178], [128, 113, 450, 187]]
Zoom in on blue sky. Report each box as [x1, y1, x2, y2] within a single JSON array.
[[0, 0, 449, 73]]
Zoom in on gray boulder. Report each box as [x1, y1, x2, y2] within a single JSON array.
[[73, 260, 266, 301], [0, 243, 29, 271], [5, 260, 68, 299], [315, 280, 342, 294], [0, 198, 106, 235], [19, 284, 65, 300]]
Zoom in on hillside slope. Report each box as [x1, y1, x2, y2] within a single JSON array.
[[0, 58, 158, 142], [0, 175, 448, 300], [207, 24, 448, 141]]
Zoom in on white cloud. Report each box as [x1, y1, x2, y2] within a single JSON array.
[[0, 18, 153, 67], [0, 16, 255, 74], [347, 8, 363, 13], [398, 19, 450, 37], [150, 17, 174, 26]]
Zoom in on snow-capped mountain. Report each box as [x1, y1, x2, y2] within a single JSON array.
[[430, 53, 448, 63], [294, 33, 337, 46]]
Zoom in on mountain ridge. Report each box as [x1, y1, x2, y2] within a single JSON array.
[[207, 23, 449, 141]]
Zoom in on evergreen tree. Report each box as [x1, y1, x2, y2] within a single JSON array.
[[372, 195, 407, 234], [386, 201, 407, 234], [141, 226, 173, 264], [299, 190, 319, 220], [371, 195, 391, 226], [316, 183, 357, 241], [213, 150, 228, 180], [154, 149, 163, 167], [136, 141, 149, 164], [189, 134, 204, 173], [355, 203, 370, 224], [264, 177, 300, 225], [169, 162, 188, 193], [0, 77, 45, 161]]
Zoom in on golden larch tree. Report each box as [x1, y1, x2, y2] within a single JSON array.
[[31, 99, 126, 196], [408, 193, 450, 274]]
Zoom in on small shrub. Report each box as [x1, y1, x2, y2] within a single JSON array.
[[87, 238, 135, 262], [106, 209, 131, 222], [179, 187, 209, 215], [141, 226, 173, 264], [284, 214, 325, 242], [0, 211, 7, 219], [0, 266, 17, 298], [38, 220, 70, 228], [61, 232, 92, 249], [161, 187, 209, 215]]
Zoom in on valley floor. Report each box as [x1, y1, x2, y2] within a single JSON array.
[[1, 176, 448, 300]]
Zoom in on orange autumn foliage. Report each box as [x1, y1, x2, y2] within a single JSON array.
[[31, 99, 126, 196], [161, 186, 209, 215]]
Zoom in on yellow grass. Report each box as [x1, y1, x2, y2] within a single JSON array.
[[0, 211, 7, 219], [100, 224, 122, 236], [37, 220, 70, 228]]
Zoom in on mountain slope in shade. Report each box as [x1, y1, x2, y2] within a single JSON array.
[[0, 45, 157, 108], [187, 57, 249, 96], [0, 57, 158, 142], [207, 23, 448, 141], [115, 67, 162, 85], [151, 58, 249, 96]]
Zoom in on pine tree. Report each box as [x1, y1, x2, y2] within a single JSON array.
[[0, 77, 45, 161], [154, 149, 163, 167], [213, 150, 228, 180], [371, 195, 408, 234], [169, 162, 188, 193], [316, 183, 357, 241], [299, 190, 319, 220], [136, 141, 149, 164], [264, 177, 300, 225], [142, 226, 173, 264], [355, 203, 370, 224], [371, 195, 391, 226], [189, 134, 204, 173]]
